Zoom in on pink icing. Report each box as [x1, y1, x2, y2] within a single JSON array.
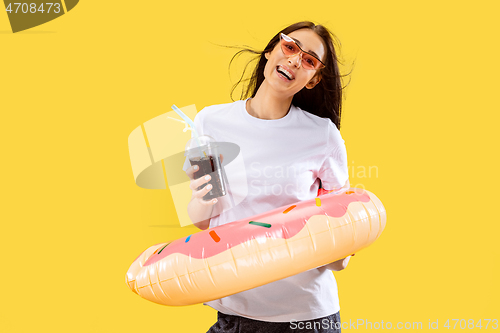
[[143, 190, 370, 266], [131, 242, 165, 264]]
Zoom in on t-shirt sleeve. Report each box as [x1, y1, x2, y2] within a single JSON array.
[[317, 122, 349, 191]]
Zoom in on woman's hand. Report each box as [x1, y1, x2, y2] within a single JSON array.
[[186, 165, 219, 205], [320, 255, 354, 271], [184, 155, 223, 230], [185, 164, 215, 230], [185, 153, 224, 204], [331, 179, 351, 194]]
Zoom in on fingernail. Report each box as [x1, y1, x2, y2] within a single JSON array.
[[213, 199, 218, 203], [207, 184, 212, 190], [194, 165, 198, 170], [205, 175, 210, 180]]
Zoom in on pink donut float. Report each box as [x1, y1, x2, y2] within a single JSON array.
[[126, 188, 386, 306]]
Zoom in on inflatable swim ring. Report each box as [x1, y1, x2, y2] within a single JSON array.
[[125, 188, 386, 306]]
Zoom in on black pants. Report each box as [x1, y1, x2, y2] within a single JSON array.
[[207, 311, 341, 333]]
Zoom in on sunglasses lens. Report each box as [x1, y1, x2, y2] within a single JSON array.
[[280, 34, 323, 70], [301, 54, 319, 70], [281, 39, 299, 56]]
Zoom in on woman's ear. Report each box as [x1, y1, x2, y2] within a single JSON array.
[[305, 73, 322, 89], [265, 52, 270, 60]]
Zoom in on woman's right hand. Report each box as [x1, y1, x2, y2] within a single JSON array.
[[185, 165, 218, 205]]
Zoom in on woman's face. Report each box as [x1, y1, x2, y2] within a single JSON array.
[[263, 28, 326, 97]]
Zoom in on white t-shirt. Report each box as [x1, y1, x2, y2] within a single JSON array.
[[183, 98, 349, 322]]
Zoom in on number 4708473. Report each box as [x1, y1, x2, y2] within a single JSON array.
[[5, 3, 61, 14], [443, 319, 498, 329]]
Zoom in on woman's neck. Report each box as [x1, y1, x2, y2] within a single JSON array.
[[246, 80, 293, 120]]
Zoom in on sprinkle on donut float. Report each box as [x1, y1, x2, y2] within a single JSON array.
[[125, 188, 386, 306]]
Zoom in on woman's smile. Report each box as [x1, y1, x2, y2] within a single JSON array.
[[276, 65, 296, 81]]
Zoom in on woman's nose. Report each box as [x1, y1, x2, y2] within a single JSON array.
[[288, 52, 302, 68]]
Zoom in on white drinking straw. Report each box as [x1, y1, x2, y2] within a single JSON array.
[[171, 104, 206, 158]]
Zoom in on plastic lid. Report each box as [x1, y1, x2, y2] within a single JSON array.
[[184, 135, 217, 157]]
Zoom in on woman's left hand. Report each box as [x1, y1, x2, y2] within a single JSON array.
[[320, 255, 353, 271]]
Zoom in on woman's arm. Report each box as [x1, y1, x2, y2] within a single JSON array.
[[185, 165, 219, 230], [187, 198, 212, 230]]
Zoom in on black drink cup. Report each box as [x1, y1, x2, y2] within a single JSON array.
[[185, 135, 226, 200]]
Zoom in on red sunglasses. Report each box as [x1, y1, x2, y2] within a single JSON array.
[[280, 33, 326, 70]]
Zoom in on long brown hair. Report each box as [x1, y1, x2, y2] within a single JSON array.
[[228, 21, 351, 129]]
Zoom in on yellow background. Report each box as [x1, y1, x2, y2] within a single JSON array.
[[1, 0, 499, 332]]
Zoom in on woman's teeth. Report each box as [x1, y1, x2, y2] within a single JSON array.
[[277, 66, 293, 80]]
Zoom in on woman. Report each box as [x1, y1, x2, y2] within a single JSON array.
[[184, 21, 351, 333]]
